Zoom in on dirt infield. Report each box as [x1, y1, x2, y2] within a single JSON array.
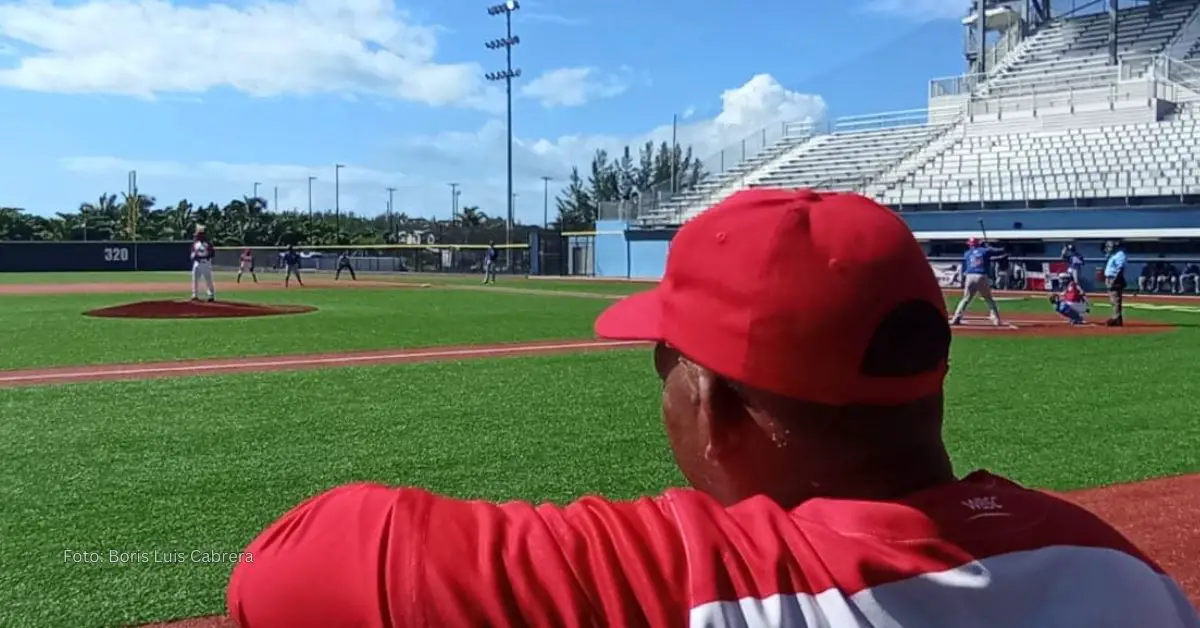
[[953, 313, 1175, 337], [85, 299, 318, 319], [0, 339, 650, 388], [134, 473, 1200, 627]]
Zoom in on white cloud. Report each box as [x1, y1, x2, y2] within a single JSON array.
[[864, 0, 970, 21], [0, 0, 492, 107], [57, 73, 827, 222], [519, 67, 630, 108]]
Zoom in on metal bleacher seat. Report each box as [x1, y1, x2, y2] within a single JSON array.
[[981, 1, 1195, 97], [876, 116, 1200, 205], [746, 124, 951, 193]]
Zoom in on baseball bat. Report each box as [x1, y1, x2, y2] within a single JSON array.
[[977, 218, 990, 244]]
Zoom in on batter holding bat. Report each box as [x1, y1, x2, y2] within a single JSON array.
[[948, 236, 1004, 327], [190, 225, 216, 302]]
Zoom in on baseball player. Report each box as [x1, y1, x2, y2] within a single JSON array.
[[1103, 240, 1128, 327], [237, 248, 258, 284], [949, 237, 1004, 327], [190, 225, 216, 302], [1049, 273, 1090, 325], [335, 251, 357, 281], [1061, 243, 1086, 285], [283, 245, 304, 288], [482, 241, 499, 284]]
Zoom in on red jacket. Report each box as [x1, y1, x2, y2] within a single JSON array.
[[226, 471, 1196, 627]]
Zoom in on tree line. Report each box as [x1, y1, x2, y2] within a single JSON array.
[[555, 141, 708, 230], [0, 141, 707, 243]]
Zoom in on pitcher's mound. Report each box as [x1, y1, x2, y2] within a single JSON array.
[[85, 299, 317, 319]]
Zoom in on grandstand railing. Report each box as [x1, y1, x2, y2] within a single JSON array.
[[637, 118, 820, 207], [622, 107, 964, 226]]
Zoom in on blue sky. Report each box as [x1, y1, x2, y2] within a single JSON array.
[[0, 0, 972, 222]]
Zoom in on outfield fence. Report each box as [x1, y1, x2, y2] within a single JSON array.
[[214, 244, 534, 275]]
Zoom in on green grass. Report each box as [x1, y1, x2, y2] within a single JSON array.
[[0, 288, 612, 370], [1, 337, 1199, 627], [0, 271, 194, 284], [2, 285, 1200, 626]]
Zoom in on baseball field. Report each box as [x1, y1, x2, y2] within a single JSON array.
[[1, 270, 1197, 627]]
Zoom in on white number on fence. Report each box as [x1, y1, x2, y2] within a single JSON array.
[[103, 247, 130, 262]]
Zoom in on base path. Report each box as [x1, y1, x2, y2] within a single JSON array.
[[953, 313, 1174, 337], [0, 339, 650, 388]]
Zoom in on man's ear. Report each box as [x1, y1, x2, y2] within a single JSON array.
[[696, 370, 747, 461]]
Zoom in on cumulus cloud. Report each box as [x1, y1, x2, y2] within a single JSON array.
[[864, 0, 970, 21], [0, 0, 491, 106], [58, 73, 827, 222], [520, 66, 631, 108]]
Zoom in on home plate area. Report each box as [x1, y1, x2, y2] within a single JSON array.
[[953, 313, 1175, 337]]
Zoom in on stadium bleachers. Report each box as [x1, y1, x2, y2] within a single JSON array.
[[980, 1, 1196, 97], [872, 116, 1200, 205], [630, 0, 1200, 226]]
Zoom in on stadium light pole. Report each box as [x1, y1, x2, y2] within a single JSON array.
[[273, 186, 278, 212], [334, 164, 345, 243], [541, 176, 551, 228], [449, 182, 459, 222], [253, 182, 261, 200], [307, 176, 316, 226], [485, 0, 521, 268], [386, 186, 397, 239]]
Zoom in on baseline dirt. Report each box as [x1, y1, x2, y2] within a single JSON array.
[[0, 278, 430, 295], [0, 339, 650, 388], [85, 299, 317, 319], [1061, 473, 1200, 608], [135, 473, 1200, 627], [953, 313, 1174, 337]]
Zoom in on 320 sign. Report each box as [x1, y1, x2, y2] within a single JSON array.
[[103, 247, 130, 263]]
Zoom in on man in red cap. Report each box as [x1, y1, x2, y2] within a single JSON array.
[[226, 190, 1198, 627]]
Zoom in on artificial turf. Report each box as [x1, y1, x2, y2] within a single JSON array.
[[0, 288, 614, 370], [1, 280, 1200, 626], [1, 336, 1199, 627]]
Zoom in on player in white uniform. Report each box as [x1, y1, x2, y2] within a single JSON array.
[[191, 226, 216, 302]]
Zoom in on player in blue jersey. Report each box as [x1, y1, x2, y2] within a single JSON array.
[[949, 237, 1005, 327], [482, 241, 499, 284]]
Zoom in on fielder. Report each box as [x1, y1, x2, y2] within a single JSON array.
[[482, 241, 499, 285], [335, 251, 357, 281], [237, 248, 259, 284], [283, 245, 304, 288], [1049, 273, 1090, 325], [949, 237, 1004, 326], [190, 226, 216, 302]]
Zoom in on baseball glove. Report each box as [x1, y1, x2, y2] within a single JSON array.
[[1048, 294, 1060, 305]]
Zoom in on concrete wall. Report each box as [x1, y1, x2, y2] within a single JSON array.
[[591, 205, 1200, 280], [901, 206, 1200, 231]]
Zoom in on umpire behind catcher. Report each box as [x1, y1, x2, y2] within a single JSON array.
[[227, 190, 1196, 627]]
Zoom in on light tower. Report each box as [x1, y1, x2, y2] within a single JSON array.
[[486, 0, 521, 269]]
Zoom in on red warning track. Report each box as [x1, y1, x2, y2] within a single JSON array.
[[0, 339, 650, 388]]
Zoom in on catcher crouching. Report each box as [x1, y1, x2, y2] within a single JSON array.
[[1049, 273, 1089, 325]]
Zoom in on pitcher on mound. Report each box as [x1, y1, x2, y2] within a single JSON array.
[[949, 237, 1003, 327], [190, 225, 216, 302]]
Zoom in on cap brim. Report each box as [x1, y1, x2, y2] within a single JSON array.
[[594, 288, 664, 341]]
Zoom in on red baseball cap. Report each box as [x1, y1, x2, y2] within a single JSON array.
[[595, 188, 949, 406]]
